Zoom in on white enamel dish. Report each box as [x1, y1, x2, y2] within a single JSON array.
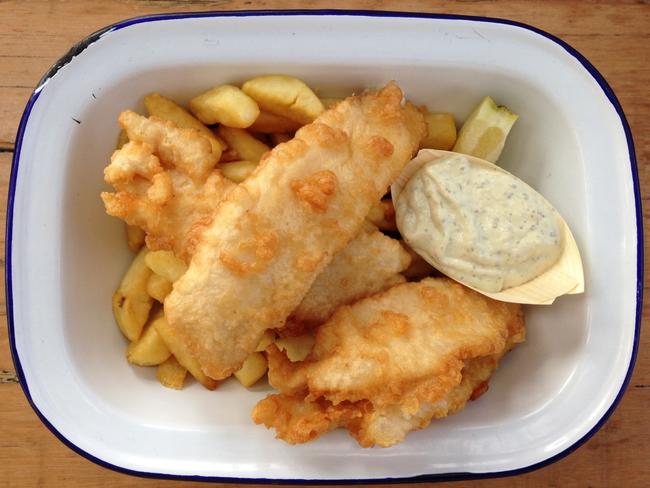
[[7, 10, 641, 483]]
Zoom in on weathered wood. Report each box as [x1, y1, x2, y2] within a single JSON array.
[[0, 1, 648, 486]]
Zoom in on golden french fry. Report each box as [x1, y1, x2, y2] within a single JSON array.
[[143, 92, 225, 156], [157, 356, 188, 389], [144, 250, 187, 282], [146, 272, 173, 302], [248, 111, 302, 133], [218, 146, 239, 163], [116, 128, 129, 150], [220, 160, 257, 183], [125, 224, 145, 252], [153, 316, 219, 390], [270, 133, 292, 146], [275, 334, 315, 362], [126, 320, 172, 366], [366, 200, 397, 232], [213, 133, 228, 150], [189, 85, 260, 128], [255, 330, 276, 352], [217, 126, 270, 163], [420, 111, 457, 151], [112, 248, 153, 341], [242, 75, 324, 125], [234, 352, 268, 387], [320, 97, 343, 109]]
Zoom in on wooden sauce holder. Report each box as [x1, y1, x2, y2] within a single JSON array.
[[391, 149, 584, 305]]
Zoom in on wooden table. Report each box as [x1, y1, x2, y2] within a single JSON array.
[[1, 1, 648, 486]]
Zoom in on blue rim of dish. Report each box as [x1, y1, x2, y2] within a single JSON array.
[[6, 9, 642, 484]]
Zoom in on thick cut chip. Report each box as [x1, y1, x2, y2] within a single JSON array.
[[116, 129, 129, 150], [253, 278, 525, 447], [126, 322, 172, 366], [242, 75, 324, 125], [234, 352, 269, 387], [152, 315, 219, 390], [157, 356, 188, 389], [112, 247, 153, 341], [101, 112, 234, 261], [145, 250, 188, 282], [274, 334, 316, 362], [420, 111, 457, 151], [165, 82, 425, 380], [282, 226, 411, 336], [217, 126, 270, 163], [249, 111, 302, 133], [146, 272, 173, 303], [255, 330, 276, 352], [220, 160, 258, 183], [126, 224, 145, 252], [189, 85, 260, 128], [144, 92, 225, 155]]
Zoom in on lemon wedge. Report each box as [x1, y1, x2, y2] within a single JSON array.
[[453, 96, 518, 163]]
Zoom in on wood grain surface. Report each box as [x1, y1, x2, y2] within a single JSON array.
[[1, 1, 648, 486]]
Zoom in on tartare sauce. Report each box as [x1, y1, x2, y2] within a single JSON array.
[[395, 153, 564, 293]]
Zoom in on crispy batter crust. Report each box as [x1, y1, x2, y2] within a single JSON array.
[[165, 83, 425, 380], [253, 278, 525, 447], [281, 226, 412, 337], [101, 112, 232, 261], [118, 111, 218, 182], [290, 170, 338, 213]]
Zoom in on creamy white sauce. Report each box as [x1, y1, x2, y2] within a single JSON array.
[[395, 153, 563, 292]]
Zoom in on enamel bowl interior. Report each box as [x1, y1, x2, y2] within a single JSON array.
[[8, 12, 639, 481]]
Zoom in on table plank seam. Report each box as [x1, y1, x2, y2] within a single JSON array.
[[0, 370, 18, 383]]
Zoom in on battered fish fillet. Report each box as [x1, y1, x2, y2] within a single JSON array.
[[281, 224, 412, 337], [165, 83, 425, 380], [253, 278, 525, 447], [101, 112, 233, 261]]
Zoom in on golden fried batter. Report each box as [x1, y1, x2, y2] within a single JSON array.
[[101, 112, 233, 261], [253, 278, 525, 447], [118, 110, 219, 182], [282, 225, 411, 337], [165, 83, 425, 380]]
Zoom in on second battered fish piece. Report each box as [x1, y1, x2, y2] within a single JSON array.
[[281, 224, 412, 337], [253, 336, 523, 447], [345, 327, 524, 447], [165, 83, 425, 379], [253, 278, 525, 447]]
